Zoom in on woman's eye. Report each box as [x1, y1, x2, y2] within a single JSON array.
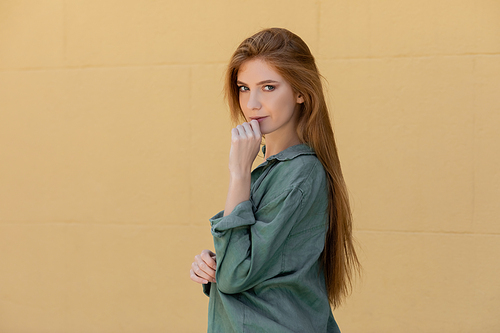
[[238, 86, 249, 92], [263, 85, 275, 91]]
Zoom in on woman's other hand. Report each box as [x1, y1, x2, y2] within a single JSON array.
[[228, 119, 262, 177], [190, 249, 217, 284]]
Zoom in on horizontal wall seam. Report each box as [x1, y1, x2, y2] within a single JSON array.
[[0, 62, 228, 73], [356, 229, 500, 237], [1, 53, 499, 72], [0, 222, 498, 236], [318, 53, 500, 61], [0, 222, 209, 228]]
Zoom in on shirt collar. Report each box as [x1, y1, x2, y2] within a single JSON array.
[[261, 143, 316, 162]]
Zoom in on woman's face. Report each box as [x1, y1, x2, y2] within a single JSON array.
[[237, 58, 303, 136]]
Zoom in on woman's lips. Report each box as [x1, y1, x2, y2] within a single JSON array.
[[251, 117, 267, 123]]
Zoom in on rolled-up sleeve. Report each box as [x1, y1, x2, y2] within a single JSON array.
[[209, 186, 304, 294]]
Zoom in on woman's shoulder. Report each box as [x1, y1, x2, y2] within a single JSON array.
[[275, 154, 326, 190], [265, 146, 326, 193], [252, 144, 327, 205], [250, 151, 327, 214]]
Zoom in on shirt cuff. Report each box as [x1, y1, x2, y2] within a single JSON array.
[[209, 200, 256, 237]]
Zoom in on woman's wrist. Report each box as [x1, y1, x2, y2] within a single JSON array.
[[223, 173, 251, 217], [229, 170, 252, 181]]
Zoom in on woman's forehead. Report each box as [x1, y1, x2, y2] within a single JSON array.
[[237, 58, 283, 83]]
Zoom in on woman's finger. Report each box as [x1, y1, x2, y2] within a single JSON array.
[[204, 249, 216, 257], [192, 260, 215, 282], [236, 124, 247, 138], [195, 255, 216, 281], [201, 250, 217, 270], [231, 127, 240, 144], [190, 268, 209, 284], [241, 122, 255, 138], [249, 119, 262, 137]]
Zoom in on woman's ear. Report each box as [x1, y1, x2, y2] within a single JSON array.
[[296, 93, 304, 104]]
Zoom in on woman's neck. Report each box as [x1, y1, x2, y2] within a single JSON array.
[[264, 134, 302, 160]]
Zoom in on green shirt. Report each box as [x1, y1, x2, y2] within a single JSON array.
[[203, 143, 340, 333]]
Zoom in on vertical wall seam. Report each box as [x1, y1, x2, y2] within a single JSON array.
[[316, 0, 321, 57], [188, 66, 193, 226], [62, 0, 67, 64], [62, 3, 69, 328], [471, 56, 477, 230]]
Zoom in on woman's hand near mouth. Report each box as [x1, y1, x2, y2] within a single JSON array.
[[228, 119, 262, 177], [222, 119, 262, 217]]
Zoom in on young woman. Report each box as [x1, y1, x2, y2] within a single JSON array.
[[190, 27, 360, 332]]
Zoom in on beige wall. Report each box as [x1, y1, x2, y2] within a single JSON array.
[[1, 1, 499, 332]]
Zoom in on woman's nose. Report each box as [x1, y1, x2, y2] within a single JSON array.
[[247, 91, 261, 110]]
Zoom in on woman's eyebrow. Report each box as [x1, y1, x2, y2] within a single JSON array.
[[237, 79, 280, 85]]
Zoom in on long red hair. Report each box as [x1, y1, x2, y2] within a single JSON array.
[[224, 28, 360, 308]]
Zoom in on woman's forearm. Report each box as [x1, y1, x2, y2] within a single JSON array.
[[223, 173, 251, 217]]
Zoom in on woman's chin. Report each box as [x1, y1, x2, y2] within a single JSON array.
[[261, 130, 273, 136], [258, 125, 272, 135]]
